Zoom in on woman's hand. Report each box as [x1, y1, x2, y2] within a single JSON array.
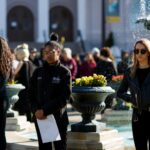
[[35, 109, 46, 120]]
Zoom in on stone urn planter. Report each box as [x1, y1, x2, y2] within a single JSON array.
[[71, 86, 115, 132], [6, 84, 25, 117]]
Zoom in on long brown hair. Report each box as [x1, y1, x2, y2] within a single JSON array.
[[0, 37, 12, 77], [130, 38, 150, 78]]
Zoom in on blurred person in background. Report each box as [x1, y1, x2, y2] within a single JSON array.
[[11, 49, 19, 78], [29, 47, 43, 67], [91, 47, 100, 63], [13, 43, 36, 122], [117, 51, 130, 75], [0, 37, 12, 150], [96, 47, 117, 112], [61, 48, 77, 80], [72, 53, 82, 78], [79, 52, 96, 77], [96, 47, 117, 82]]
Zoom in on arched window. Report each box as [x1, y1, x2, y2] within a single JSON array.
[[7, 6, 34, 42], [50, 6, 73, 41]]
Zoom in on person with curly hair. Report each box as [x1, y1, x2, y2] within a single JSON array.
[[0, 37, 12, 150]]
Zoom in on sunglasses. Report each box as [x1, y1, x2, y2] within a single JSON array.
[[134, 48, 147, 55]]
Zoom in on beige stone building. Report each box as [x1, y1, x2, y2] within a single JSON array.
[[0, 0, 148, 51]]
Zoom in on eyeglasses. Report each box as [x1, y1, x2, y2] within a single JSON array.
[[43, 50, 55, 55], [43, 48, 60, 55], [133, 48, 147, 55]]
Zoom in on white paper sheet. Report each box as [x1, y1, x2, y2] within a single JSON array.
[[37, 114, 61, 143]]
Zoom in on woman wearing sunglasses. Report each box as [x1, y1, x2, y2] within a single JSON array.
[[117, 38, 150, 150], [0, 37, 12, 150]]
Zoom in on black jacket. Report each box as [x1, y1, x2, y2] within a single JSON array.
[[29, 61, 72, 127], [13, 60, 36, 113], [0, 72, 9, 111], [96, 59, 117, 82], [117, 68, 150, 112]]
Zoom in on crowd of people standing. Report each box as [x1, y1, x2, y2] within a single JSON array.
[[0, 34, 131, 150], [1, 33, 149, 150]]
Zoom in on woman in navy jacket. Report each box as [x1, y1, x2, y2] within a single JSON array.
[[29, 34, 72, 150], [0, 37, 12, 150], [117, 38, 150, 150]]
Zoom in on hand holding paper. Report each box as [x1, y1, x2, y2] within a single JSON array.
[[35, 109, 46, 119], [37, 114, 61, 143]]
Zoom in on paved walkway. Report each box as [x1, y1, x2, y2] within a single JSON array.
[[6, 105, 135, 150]]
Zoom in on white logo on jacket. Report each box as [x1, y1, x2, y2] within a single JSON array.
[[37, 77, 42, 80], [51, 77, 61, 84]]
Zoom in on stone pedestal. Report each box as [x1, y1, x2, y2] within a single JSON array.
[[67, 128, 124, 150], [7, 106, 19, 117], [6, 116, 30, 131], [71, 121, 106, 132], [102, 109, 132, 125]]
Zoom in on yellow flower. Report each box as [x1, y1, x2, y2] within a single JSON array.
[[74, 74, 107, 87], [7, 80, 17, 84], [75, 78, 81, 86]]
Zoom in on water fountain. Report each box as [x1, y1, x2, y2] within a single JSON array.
[[125, 0, 150, 44], [136, 0, 150, 30]]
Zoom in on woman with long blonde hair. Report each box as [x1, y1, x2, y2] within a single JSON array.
[[0, 37, 12, 150], [117, 38, 150, 150]]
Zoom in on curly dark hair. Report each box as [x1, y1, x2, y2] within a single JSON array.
[[0, 37, 12, 77]]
